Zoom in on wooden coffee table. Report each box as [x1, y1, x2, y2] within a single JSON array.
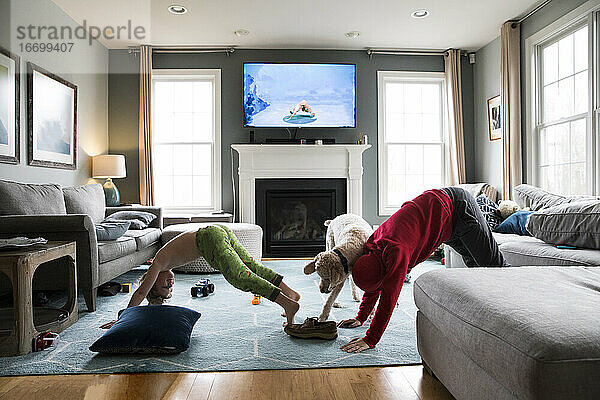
[[0, 241, 78, 356]]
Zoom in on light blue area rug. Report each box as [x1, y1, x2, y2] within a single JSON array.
[[0, 259, 442, 375]]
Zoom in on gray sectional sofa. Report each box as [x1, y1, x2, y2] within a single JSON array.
[[417, 184, 600, 399], [0, 180, 162, 311]]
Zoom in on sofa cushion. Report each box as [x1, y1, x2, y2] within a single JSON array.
[[499, 240, 600, 266], [97, 236, 137, 263], [63, 184, 106, 224], [492, 232, 542, 246], [123, 228, 162, 250], [414, 266, 600, 400], [514, 184, 599, 211], [89, 305, 201, 354], [0, 179, 66, 215], [95, 221, 131, 241], [527, 200, 600, 250]]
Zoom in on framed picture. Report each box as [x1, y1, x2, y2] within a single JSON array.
[[27, 62, 78, 169], [0, 46, 20, 164], [487, 94, 502, 141]]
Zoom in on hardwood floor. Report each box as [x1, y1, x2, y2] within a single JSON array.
[[0, 366, 454, 399]]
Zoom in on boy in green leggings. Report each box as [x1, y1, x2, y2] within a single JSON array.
[[126, 225, 301, 326]]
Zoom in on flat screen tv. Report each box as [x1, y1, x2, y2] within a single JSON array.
[[243, 63, 356, 128]]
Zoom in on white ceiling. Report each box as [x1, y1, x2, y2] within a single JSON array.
[[51, 0, 542, 51]]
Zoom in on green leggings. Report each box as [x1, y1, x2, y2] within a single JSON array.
[[195, 225, 283, 301]]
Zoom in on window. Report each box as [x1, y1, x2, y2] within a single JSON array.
[[535, 24, 589, 195], [377, 71, 446, 215], [151, 70, 221, 212]]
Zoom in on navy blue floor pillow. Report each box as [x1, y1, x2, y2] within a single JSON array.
[[90, 305, 201, 354]]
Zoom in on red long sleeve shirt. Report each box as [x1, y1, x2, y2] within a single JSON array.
[[354, 189, 453, 348]]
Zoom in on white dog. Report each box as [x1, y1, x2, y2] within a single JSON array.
[[304, 214, 373, 322]]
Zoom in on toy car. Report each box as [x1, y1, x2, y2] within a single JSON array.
[[191, 278, 215, 297]]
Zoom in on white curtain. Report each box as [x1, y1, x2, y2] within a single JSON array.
[[501, 22, 522, 200], [444, 49, 466, 185], [138, 45, 154, 206]]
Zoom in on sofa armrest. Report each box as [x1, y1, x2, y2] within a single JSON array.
[[105, 206, 163, 229], [0, 214, 95, 233], [0, 214, 100, 294]]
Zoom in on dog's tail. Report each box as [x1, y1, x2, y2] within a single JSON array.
[[324, 220, 332, 227]]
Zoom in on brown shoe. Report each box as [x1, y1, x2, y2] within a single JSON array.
[[284, 317, 338, 340]]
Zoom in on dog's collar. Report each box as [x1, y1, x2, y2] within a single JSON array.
[[332, 248, 349, 274]]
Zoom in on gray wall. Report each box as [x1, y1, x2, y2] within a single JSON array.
[[473, 0, 588, 197], [0, 0, 108, 187], [109, 49, 474, 224], [473, 37, 503, 192]]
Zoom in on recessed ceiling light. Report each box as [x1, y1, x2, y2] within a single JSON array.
[[345, 31, 360, 39], [411, 9, 429, 18], [234, 29, 250, 37], [168, 5, 188, 15]]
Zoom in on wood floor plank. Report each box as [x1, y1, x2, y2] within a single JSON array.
[[187, 372, 215, 400], [347, 367, 399, 400], [162, 373, 198, 400], [207, 371, 249, 400], [382, 367, 421, 400], [402, 366, 455, 400]]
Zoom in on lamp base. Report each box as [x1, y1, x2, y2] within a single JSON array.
[[102, 178, 121, 207]]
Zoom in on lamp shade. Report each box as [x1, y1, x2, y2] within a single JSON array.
[[92, 155, 126, 178]]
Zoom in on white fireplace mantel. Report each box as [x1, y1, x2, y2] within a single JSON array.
[[231, 144, 371, 223]]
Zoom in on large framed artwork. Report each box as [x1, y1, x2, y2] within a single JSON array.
[[0, 46, 20, 164], [487, 94, 502, 141], [27, 62, 78, 169]]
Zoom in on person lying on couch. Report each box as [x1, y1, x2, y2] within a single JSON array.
[[339, 187, 508, 353], [102, 224, 301, 329]]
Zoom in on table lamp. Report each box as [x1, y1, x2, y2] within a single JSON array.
[[92, 154, 126, 206]]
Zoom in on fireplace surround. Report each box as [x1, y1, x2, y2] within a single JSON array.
[[231, 144, 371, 256]]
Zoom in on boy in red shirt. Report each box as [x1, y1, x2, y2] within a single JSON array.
[[339, 187, 507, 353]]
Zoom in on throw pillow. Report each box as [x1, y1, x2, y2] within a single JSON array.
[[0, 179, 66, 215], [105, 210, 157, 229], [527, 200, 600, 249], [89, 305, 201, 354], [95, 221, 131, 241], [513, 184, 600, 211], [494, 211, 533, 236], [63, 184, 106, 224], [475, 194, 501, 230]]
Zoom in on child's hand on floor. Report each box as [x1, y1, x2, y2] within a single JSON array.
[[337, 318, 362, 328], [340, 337, 370, 353], [100, 320, 117, 329]]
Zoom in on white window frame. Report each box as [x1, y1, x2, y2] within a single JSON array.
[[377, 70, 447, 216], [525, 0, 600, 195], [151, 69, 222, 213]]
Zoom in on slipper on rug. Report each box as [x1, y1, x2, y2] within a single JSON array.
[[284, 317, 338, 340]]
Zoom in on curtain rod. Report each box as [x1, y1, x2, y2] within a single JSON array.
[[366, 49, 468, 58], [512, 0, 552, 26], [128, 47, 235, 55]]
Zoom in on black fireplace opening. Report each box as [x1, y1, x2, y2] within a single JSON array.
[[256, 179, 347, 257]]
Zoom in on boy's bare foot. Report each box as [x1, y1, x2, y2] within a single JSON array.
[[279, 282, 301, 302], [275, 292, 300, 326], [283, 301, 299, 326]]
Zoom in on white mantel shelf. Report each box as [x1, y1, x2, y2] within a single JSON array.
[[232, 144, 371, 224]]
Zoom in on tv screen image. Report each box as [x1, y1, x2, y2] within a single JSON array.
[[243, 63, 356, 128]]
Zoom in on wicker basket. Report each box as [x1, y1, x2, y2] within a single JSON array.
[[161, 223, 263, 273]]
